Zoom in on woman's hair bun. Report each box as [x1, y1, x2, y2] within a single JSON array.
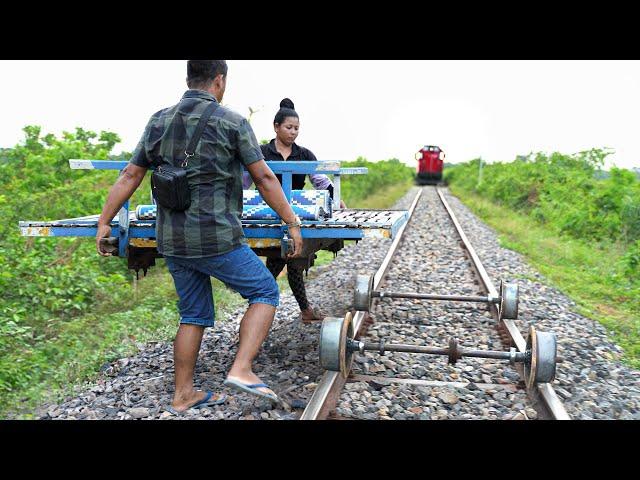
[[280, 98, 295, 110]]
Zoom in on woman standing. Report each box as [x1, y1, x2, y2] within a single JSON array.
[[244, 98, 346, 323]]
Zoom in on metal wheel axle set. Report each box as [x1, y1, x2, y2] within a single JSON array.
[[353, 274, 520, 320], [318, 273, 558, 388]]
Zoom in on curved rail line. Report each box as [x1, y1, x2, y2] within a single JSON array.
[[300, 186, 570, 420]]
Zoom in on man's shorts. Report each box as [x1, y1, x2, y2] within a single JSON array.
[[164, 244, 280, 328]]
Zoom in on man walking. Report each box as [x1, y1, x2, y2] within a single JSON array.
[[96, 60, 303, 412]]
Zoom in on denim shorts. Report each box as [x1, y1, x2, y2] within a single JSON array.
[[164, 244, 279, 328]]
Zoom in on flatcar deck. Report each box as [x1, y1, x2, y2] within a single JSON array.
[[19, 209, 408, 243]]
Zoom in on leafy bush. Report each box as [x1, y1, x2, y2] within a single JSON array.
[[445, 148, 640, 286], [623, 240, 640, 280], [445, 149, 640, 244], [0, 126, 149, 399], [340, 157, 414, 205]]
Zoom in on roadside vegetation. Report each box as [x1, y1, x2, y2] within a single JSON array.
[[445, 149, 640, 368]]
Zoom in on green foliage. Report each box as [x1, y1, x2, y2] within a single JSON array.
[[446, 150, 640, 367], [339, 157, 414, 206], [622, 240, 640, 279], [0, 125, 159, 412], [445, 149, 640, 247], [0, 126, 129, 396], [0, 267, 183, 417]]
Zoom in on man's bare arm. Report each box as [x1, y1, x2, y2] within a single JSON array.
[[96, 163, 148, 256]]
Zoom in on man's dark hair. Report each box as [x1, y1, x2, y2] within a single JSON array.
[[187, 60, 228, 89]]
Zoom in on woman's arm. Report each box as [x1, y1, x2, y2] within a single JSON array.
[[309, 173, 332, 190], [305, 148, 346, 208]]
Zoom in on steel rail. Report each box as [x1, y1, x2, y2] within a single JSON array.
[[435, 188, 570, 420], [300, 188, 423, 420], [301, 186, 570, 420]]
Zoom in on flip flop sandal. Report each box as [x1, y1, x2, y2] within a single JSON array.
[[165, 391, 226, 416], [223, 377, 279, 403]]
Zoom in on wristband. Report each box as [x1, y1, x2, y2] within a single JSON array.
[[282, 215, 302, 228]]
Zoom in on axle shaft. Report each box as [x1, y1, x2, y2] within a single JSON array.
[[347, 339, 526, 364], [373, 291, 499, 304]]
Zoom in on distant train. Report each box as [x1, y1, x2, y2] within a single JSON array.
[[415, 145, 444, 185]]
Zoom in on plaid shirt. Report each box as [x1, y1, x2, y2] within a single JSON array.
[[129, 89, 264, 257]]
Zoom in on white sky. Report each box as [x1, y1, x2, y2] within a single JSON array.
[[1, 60, 639, 170]]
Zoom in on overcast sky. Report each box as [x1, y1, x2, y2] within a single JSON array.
[[1, 60, 639, 170]]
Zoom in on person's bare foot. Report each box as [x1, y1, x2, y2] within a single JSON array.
[[300, 306, 325, 323], [171, 389, 223, 412]]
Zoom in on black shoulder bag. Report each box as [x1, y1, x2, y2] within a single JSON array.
[[151, 101, 219, 211]]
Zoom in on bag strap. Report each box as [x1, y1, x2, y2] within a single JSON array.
[[182, 100, 219, 167]]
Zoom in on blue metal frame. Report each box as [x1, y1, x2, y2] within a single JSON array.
[[69, 159, 367, 215], [38, 159, 375, 256], [69, 159, 365, 175]]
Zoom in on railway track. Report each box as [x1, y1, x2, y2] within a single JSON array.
[[301, 186, 570, 420]]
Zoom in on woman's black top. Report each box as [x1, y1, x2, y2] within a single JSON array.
[[260, 139, 334, 198]]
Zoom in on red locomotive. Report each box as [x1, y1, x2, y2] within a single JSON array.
[[415, 145, 445, 185]]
